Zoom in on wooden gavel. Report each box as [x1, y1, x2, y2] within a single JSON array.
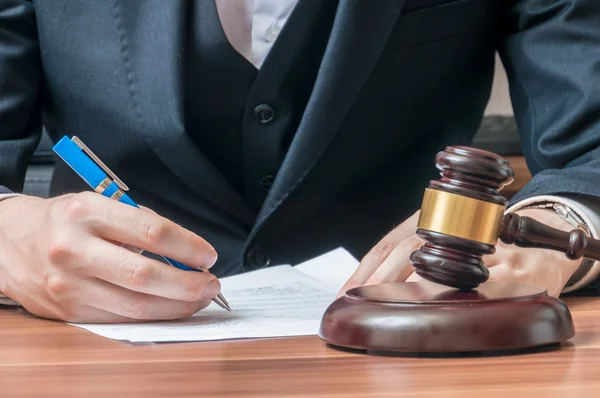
[[410, 146, 600, 290], [320, 145, 582, 353]]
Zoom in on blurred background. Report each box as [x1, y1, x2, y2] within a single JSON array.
[[485, 54, 513, 117]]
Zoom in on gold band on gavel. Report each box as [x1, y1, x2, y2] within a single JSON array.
[[416, 188, 506, 245]]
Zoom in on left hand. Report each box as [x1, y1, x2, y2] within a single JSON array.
[[339, 208, 582, 297]]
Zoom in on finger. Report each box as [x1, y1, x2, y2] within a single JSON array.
[[405, 271, 424, 282], [482, 240, 513, 267], [63, 306, 138, 324], [105, 239, 143, 255], [66, 193, 218, 269], [83, 240, 221, 303], [139, 206, 157, 214], [338, 211, 420, 296], [487, 261, 565, 297], [124, 207, 158, 253], [487, 263, 513, 282], [84, 279, 212, 321], [18, 293, 139, 324], [23, 303, 137, 324], [364, 235, 423, 286]]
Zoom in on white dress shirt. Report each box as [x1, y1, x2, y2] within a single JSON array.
[[215, 0, 298, 69], [1, 0, 599, 305]]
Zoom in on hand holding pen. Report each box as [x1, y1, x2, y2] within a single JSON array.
[[0, 136, 229, 324], [0, 189, 228, 322], [54, 136, 230, 312]]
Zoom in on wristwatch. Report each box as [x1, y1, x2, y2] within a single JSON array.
[[518, 201, 593, 287]]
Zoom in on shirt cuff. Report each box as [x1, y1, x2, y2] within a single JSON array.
[[507, 194, 600, 293], [0, 193, 22, 306]]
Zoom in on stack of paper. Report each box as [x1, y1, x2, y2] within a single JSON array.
[[70, 248, 359, 343]]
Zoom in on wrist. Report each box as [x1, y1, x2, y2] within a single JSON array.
[[0, 194, 38, 219], [0, 195, 41, 301], [511, 208, 587, 288]]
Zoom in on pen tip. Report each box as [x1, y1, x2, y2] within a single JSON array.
[[213, 294, 231, 311]]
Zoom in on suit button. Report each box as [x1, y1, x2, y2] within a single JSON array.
[[254, 104, 275, 124], [245, 246, 271, 269], [260, 174, 275, 192]]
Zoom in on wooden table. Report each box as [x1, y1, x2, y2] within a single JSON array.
[[2, 297, 600, 397]]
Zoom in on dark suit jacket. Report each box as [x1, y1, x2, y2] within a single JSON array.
[[2, 0, 600, 277]]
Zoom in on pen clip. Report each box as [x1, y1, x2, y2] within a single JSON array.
[[71, 136, 129, 192]]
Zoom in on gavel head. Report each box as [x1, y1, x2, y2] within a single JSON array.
[[410, 146, 514, 290]]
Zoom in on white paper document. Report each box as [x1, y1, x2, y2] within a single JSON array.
[[70, 248, 359, 343]]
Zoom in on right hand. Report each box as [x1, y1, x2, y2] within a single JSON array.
[[0, 192, 221, 323]]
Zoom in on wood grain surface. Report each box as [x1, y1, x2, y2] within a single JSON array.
[[1, 296, 600, 397]]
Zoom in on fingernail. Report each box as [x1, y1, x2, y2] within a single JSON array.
[[204, 279, 221, 299], [204, 248, 218, 268]]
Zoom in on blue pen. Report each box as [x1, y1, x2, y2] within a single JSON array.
[[53, 135, 230, 311]]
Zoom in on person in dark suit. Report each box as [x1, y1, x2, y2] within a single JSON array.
[[1, 0, 600, 323]]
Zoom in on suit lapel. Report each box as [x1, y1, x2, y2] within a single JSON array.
[[116, 0, 254, 223], [255, 0, 407, 226]]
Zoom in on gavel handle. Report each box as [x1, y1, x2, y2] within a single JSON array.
[[500, 213, 600, 262]]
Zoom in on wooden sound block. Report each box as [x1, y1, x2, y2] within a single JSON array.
[[319, 281, 575, 353]]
